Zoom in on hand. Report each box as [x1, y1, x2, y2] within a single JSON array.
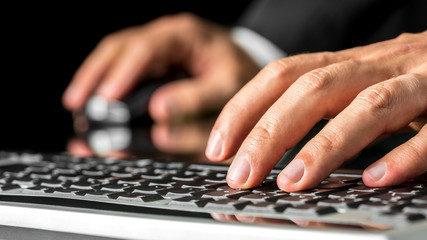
[[62, 13, 259, 122], [205, 31, 427, 192]]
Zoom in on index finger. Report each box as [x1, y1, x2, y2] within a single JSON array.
[[205, 52, 344, 162], [62, 34, 122, 110]]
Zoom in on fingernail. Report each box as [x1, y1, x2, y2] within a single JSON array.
[[366, 162, 386, 181], [228, 155, 251, 185], [206, 131, 223, 159], [282, 159, 305, 183]]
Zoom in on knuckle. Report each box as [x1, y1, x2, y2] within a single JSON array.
[[396, 32, 414, 41], [405, 141, 426, 164], [262, 58, 293, 80], [294, 67, 333, 93], [100, 32, 121, 46], [152, 13, 200, 33], [309, 132, 339, 154], [355, 83, 396, 113], [251, 119, 278, 146], [169, 12, 200, 30], [390, 35, 427, 55], [174, 12, 198, 22], [221, 100, 241, 119]]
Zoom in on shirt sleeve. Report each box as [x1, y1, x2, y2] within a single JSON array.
[[231, 26, 287, 68]]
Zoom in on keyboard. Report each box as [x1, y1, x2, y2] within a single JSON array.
[[0, 151, 426, 229]]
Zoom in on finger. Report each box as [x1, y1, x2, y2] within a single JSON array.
[[363, 124, 427, 187], [95, 39, 154, 102], [277, 73, 427, 192], [149, 77, 233, 122], [226, 59, 393, 189], [409, 117, 427, 132], [63, 35, 121, 110], [206, 53, 344, 161]]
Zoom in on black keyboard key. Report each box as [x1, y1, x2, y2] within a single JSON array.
[[371, 212, 426, 225], [171, 174, 201, 181], [0, 164, 28, 173], [349, 185, 389, 192], [52, 168, 78, 175], [148, 179, 176, 187], [162, 188, 195, 198], [369, 193, 412, 202], [56, 173, 82, 182], [284, 204, 337, 216], [12, 176, 35, 186], [403, 203, 427, 215], [67, 180, 99, 190], [323, 176, 361, 183], [130, 184, 167, 194], [0, 184, 21, 191], [317, 198, 362, 208], [201, 189, 251, 200], [358, 201, 408, 212], [100, 183, 133, 192], [139, 173, 164, 180], [317, 182, 358, 189], [115, 192, 165, 203], [252, 181, 280, 194], [36, 179, 64, 188], [181, 181, 226, 189], [290, 188, 338, 197], [77, 190, 119, 199], [328, 190, 376, 199], [116, 177, 147, 185], [274, 195, 320, 204], [243, 202, 289, 213], [51, 187, 81, 196], [203, 173, 227, 183], [204, 199, 250, 211], [412, 195, 427, 204], [389, 187, 425, 195], [169, 196, 214, 208], [22, 185, 49, 194], [238, 193, 275, 203]]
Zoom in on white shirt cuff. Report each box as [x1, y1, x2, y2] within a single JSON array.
[[231, 26, 287, 67]]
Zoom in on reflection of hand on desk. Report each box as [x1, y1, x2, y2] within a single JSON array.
[[68, 116, 226, 164]]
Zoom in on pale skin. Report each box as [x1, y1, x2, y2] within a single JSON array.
[[63, 13, 427, 192], [206, 31, 427, 192], [62, 13, 259, 122]]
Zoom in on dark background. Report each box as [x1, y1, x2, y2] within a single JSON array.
[[0, 1, 252, 152]]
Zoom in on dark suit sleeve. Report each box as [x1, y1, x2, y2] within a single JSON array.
[[238, 0, 427, 55]]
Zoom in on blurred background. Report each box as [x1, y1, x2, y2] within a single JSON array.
[[0, 1, 252, 152]]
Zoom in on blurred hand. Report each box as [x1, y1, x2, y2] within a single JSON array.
[[206, 31, 427, 192], [63, 13, 259, 122]]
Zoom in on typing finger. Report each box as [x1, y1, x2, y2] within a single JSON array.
[[206, 53, 344, 161], [224, 57, 396, 189], [363, 123, 427, 187], [277, 73, 427, 192]]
